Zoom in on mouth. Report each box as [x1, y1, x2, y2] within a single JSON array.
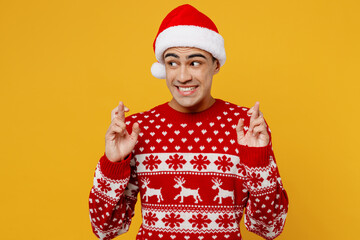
[[176, 85, 198, 96]]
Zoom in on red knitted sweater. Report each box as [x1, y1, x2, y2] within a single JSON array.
[[89, 99, 288, 240]]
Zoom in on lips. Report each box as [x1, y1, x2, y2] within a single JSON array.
[[176, 85, 198, 96], [178, 86, 196, 91]]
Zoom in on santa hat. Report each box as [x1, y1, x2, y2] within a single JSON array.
[[151, 4, 226, 79]]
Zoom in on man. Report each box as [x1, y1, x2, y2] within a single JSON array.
[[89, 4, 288, 240]]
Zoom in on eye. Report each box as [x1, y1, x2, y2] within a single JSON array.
[[167, 61, 178, 67], [191, 61, 200, 67]]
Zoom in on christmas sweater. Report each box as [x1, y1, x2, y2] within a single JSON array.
[[89, 99, 288, 240]]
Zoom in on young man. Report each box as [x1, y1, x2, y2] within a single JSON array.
[[89, 4, 288, 240]]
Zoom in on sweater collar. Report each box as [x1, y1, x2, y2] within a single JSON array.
[[155, 99, 225, 123]]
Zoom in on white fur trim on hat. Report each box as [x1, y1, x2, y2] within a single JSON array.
[[151, 62, 166, 79], [154, 25, 226, 66]]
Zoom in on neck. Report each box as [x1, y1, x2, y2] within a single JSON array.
[[169, 97, 216, 113]]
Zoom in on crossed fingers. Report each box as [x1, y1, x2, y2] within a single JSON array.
[[236, 101, 269, 147], [111, 101, 129, 121], [109, 102, 130, 137], [248, 102, 267, 137]]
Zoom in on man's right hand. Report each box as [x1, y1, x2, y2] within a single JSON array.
[[105, 101, 140, 162]]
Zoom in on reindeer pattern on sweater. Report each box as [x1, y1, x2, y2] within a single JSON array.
[[89, 99, 289, 240]]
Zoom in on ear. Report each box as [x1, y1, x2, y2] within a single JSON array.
[[213, 59, 221, 75]]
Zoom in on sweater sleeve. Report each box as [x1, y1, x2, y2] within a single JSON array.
[[89, 153, 140, 240], [239, 142, 289, 240]]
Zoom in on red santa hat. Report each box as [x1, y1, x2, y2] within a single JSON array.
[[151, 4, 226, 79]]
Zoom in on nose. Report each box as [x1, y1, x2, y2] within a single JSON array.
[[178, 65, 192, 83]]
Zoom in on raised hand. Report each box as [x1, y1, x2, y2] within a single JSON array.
[[105, 101, 141, 162], [236, 101, 269, 147]]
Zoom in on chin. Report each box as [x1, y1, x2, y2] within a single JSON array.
[[174, 96, 202, 109], [177, 99, 197, 107]]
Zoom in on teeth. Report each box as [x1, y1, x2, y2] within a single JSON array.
[[178, 87, 196, 92]]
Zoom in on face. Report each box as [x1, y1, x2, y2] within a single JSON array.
[[163, 47, 220, 113]]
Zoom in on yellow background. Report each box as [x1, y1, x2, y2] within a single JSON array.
[[1, 0, 359, 239]]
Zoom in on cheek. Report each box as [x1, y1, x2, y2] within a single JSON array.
[[165, 79, 172, 90], [199, 72, 213, 89], [204, 80, 213, 91], [165, 77, 177, 93], [165, 69, 176, 83]]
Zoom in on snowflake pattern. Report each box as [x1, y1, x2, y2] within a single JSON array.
[[114, 182, 127, 198], [103, 231, 118, 240], [144, 212, 159, 226], [248, 172, 264, 188], [215, 214, 235, 228], [188, 214, 212, 229], [236, 162, 246, 176], [114, 187, 122, 198], [190, 154, 210, 171], [253, 222, 269, 235], [97, 178, 111, 193], [244, 216, 252, 230], [273, 218, 284, 233], [214, 155, 234, 172], [165, 154, 186, 170], [143, 154, 161, 171], [162, 213, 184, 228], [267, 166, 277, 184]]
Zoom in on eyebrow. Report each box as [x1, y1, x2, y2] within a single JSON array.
[[164, 53, 208, 60], [164, 53, 179, 59], [187, 54, 207, 60]]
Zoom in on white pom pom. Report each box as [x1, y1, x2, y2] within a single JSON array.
[[151, 62, 166, 79]]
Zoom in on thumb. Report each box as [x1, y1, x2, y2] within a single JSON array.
[[130, 122, 141, 141], [236, 118, 245, 140]]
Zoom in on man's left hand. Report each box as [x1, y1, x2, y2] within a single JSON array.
[[236, 101, 270, 147]]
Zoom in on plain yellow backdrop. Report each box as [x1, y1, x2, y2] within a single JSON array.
[[1, 0, 359, 239]]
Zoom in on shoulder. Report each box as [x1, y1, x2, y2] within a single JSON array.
[[215, 99, 251, 118], [124, 102, 169, 127], [218, 99, 249, 111]]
